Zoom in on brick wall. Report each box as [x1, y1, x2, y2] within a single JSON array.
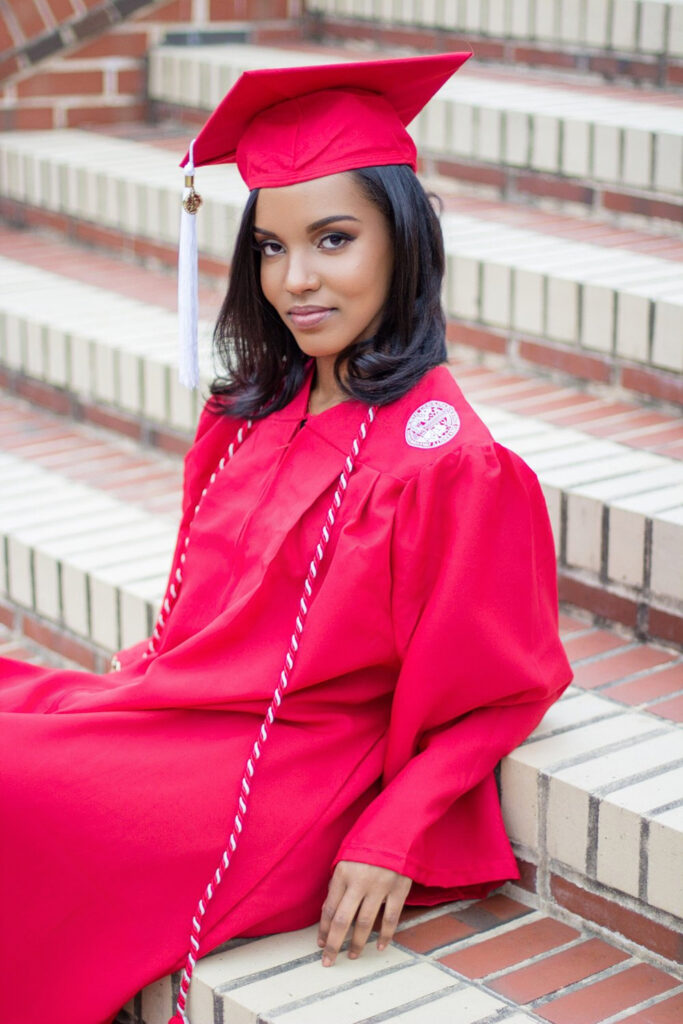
[[0, 0, 301, 130]]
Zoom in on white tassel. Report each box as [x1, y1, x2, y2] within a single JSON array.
[[178, 139, 202, 389]]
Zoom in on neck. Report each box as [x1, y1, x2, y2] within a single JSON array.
[[308, 356, 346, 415]]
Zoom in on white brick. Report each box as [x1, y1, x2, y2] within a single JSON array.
[[511, 267, 544, 335], [546, 274, 580, 344], [450, 254, 480, 321], [611, 0, 639, 50], [531, 114, 561, 172], [558, 0, 582, 44], [270, 963, 456, 1024], [562, 117, 591, 178], [652, 295, 683, 372], [639, 0, 668, 53], [654, 131, 683, 193], [592, 122, 621, 183], [393, 986, 507, 1022], [510, 713, 655, 771], [648, 806, 683, 918], [566, 493, 603, 573], [556, 730, 683, 794], [547, 778, 590, 872], [452, 102, 475, 158], [596, 800, 642, 897], [670, 3, 683, 58], [481, 261, 511, 326], [463, 0, 483, 32], [622, 127, 653, 189], [501, 756, 539, 848], [534, 0, 558, 42], [509, 0, 532, 38], [581, 281, 615, 353], [651, 507, 683, 602], [583, 0, 610, 46], [485, 0, 507, 36], [504, 109, 531, 167], [476, 106, 502, 163]]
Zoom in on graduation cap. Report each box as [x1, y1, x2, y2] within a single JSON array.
[[178, 51, 472, 387]]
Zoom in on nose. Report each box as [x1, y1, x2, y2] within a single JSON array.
[[284, 250, 320, 295]]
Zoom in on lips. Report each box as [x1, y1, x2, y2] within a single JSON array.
[[288, 306, 334, 330]]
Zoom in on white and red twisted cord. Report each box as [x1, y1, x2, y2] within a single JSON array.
[[167, 405, 376, 1024], [145, 420, 254, 659]]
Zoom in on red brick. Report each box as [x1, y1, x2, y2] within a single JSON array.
[[439, 918, 579, 979], [15, 377, 72, 416], [563, 630, 630, 664], [436, 158, 507, 188], [66, 30, 150, 60], [621, 366, 683, 407], [0, 601, 16, 629], [602, 663, 683, 706], [650, 693, 683, 724], [627, 992, 683, 1023], [4, 105, 55, 130], [0, 56, 21, 83], [666, 64, 683, 86], [117, 67, 145, 95], [252, 24, 307, 45], [603, 191, 682, 224], [648, 606, 683, 649], [514, 857, 537, 893], [47, 0, 77, 21], [550, 876, 683, 963], [17, 67, 105, 97], [65, 102, 146, 127], [624, 60, 661, 84], [12, 2, 48, 41], [446, 320, 507, 355], [515, 46, 577, 70], [151, 428, 192, 457], [397, 914, 475, 954], [516, 173, 594, 206], [572, 646, 675, 690], [82, 403, 142, 441], [519, 340, 612, 384], [588, 55, 620, 77], [557, 574, 638, 630], [17, 69, 104, 98], [537, 964, 679, 1024], [23, 616, 98, 671], [559, 613, 590, 635], [374, 27, 439, 51], [489, 937, 629, 1003], [0, 15, 17, 53]]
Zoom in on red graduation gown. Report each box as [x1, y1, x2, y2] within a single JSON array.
[[0, 365, 571, 1024]]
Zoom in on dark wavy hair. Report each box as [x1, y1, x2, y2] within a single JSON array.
[[209, 164, 446, 418]]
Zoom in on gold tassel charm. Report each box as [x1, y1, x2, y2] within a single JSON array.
[[182, 174, 203, 214]]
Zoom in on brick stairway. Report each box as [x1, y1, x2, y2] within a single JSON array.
[[0, 1, 681, 1022]]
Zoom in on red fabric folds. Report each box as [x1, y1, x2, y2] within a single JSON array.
[[0, 365, 571, 1023]]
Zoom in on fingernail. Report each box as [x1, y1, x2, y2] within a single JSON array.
[[348, 952, 358, 960], [377, 942, 386, 951]]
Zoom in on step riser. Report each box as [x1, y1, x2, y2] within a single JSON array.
[[2, 193, 681, 411], [149, 46, 683, 230], [305, 0, 683, 72], [305, 11, 683, 88]]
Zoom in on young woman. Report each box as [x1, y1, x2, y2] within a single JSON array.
[[0, 54, 572, 1024]]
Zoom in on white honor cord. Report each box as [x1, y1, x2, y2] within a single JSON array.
[[168, 405, 377, 1024]]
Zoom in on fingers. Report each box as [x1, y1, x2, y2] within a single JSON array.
[[317, 862, 412, 967], [320, 887, 362, 967]]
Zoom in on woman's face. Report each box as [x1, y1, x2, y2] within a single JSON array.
[[254, 172, 394, 363]]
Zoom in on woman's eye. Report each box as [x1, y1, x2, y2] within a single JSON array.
[[319, 232, 351, 250], [255, 239, 284, 257]]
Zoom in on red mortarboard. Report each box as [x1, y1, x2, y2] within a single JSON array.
[[177, 51, 471, 388], [181, 51, 471, 188]]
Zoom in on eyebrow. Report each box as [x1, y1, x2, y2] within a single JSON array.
[[253, 214, 361, 238]]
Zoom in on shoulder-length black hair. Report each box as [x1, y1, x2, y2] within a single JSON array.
[[209, 164, 446, 418]]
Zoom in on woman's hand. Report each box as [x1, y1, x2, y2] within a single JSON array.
[[317, 860, 412, 966]]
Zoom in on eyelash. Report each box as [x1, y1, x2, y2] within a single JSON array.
[[254, 232, 353, 257]]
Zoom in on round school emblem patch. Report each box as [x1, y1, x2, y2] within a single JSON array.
[[405, 401, 460, 449]]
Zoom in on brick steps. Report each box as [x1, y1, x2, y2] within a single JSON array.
[[305, 0, 683, 86], [1, 127, 681, 408], [1, 236, 682, 640], [116, 895, 683, 1024], [149, 41, 683, 227]]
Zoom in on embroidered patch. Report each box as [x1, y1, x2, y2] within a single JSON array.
[[405, 401, 460, 449]]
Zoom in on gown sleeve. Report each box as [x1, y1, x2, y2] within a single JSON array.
[[334, 441, 573, 903]]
